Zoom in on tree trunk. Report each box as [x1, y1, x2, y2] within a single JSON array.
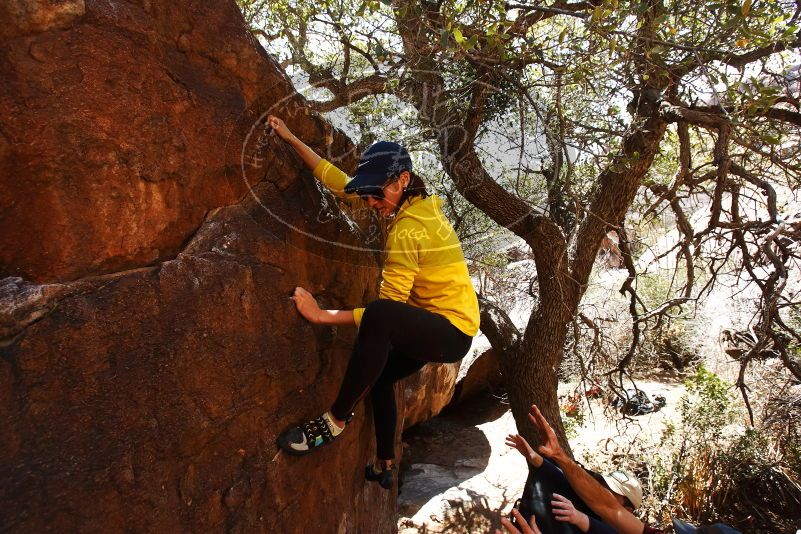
[[509, 294, 575, 452], [503, 329, 571, 455], [480, 295, 575, 456], [392, 0, 669, 460]]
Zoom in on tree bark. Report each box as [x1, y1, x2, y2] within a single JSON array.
[[390, 0, 670, 458], [509, 311, 574, 454], [479, 296, 572, 452]]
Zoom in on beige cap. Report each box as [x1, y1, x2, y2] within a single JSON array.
[[602, 470, 643, 509]]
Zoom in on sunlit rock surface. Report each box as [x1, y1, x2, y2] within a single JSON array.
[[450, 349, 502, 406], [403, 361, 461, 430], [0, 0, 354, 283], [0, 0, 412, 531]]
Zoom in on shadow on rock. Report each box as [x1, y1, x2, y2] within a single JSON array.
[[398, 487, 515, 534], [398, 392, 505, 520], [438, 389, 509, 427]]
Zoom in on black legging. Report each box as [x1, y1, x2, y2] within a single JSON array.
[[330, 299, 472, 460]]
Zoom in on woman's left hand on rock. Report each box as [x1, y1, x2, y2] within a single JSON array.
[[291, 286, 322, 324]]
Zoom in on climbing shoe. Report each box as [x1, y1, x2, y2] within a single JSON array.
[[278, 412, 344, 456], [365, 462, 396, 490]]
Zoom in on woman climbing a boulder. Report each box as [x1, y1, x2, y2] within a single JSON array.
[[268, 115, 480, 489]]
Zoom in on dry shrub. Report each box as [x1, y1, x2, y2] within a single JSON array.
[[646, 366, 801, 533]]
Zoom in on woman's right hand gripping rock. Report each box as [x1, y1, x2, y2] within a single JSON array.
[[268, 115, 293, 141]]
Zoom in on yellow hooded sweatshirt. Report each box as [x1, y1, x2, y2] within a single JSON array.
[[313, 159, 480, 337]]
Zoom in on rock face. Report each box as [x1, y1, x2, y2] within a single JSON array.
[[0, 0, 355, 283], [0, 1, 406, 532], [450, 349, 503, 406], [402, 362, 461, 430]]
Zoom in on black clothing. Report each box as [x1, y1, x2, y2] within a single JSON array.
[[330, 299, 472, 460], [519, 458, 617, 534]]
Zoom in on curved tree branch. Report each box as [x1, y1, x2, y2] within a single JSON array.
[[478, 296, 521, 354], [309, 74, 390, 113]]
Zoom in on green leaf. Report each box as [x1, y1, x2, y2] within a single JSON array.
[[742, 0, 751, 17], [760, 134, 781, 145], [453, 27, 465, 44], [439, 28, 450, 48]]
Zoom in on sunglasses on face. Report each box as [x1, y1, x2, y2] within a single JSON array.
[[357, 177, 400, 201], [358, 189, 384, 201]]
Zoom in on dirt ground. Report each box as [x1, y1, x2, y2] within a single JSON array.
[[397, 378, 688, 533]]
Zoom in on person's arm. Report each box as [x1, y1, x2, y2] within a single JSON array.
[[292, 250, 418, 327], [586, 515, 620, 534], [551, 493, 591, 532], [290, 287, 356, 326], [552, 493, 619, 533], [505, 434, 544, 468], [268, 115, 364, 206], [496, 509, 543, 534], [268, 115, 321, 170], [529, 405, 645, 534]]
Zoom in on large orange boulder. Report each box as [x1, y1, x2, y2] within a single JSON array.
[[450, 348, 503, 406], [0, 0, 355, 284], [0, 0, 404, 532], [1, 198, 389, 532]]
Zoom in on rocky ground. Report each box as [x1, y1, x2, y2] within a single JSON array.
[[397, 393, 526, 533], [397, 378, 688, 533]]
